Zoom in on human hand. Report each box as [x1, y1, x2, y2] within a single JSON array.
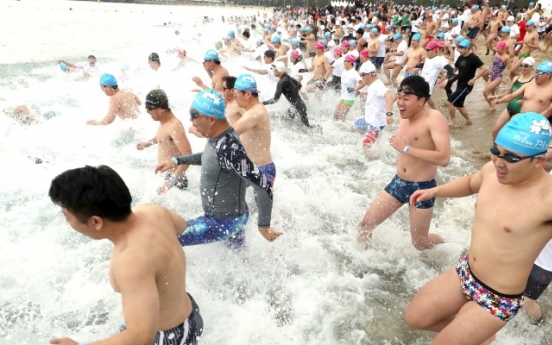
[[386, 116, 394, 125], [86, 120, 98, 125], [136, 142, 150, 150], [409, 188, 436, 207], [258, 227, 283, 242], [389, 134, 408, 153], [188, 125, 205, 138], [154, 160, 177, 174], [467, 78, 475, 86], [192, 76, 203, 87], [49, 337, 79, 345]]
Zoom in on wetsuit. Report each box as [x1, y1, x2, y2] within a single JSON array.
[[174, 127, 273, 248], [262, 73, 312, 127]]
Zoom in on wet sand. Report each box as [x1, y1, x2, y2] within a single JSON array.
[[431, 35, 550, 170]]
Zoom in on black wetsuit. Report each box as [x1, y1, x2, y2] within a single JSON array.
[[262, 73, 311, 127]]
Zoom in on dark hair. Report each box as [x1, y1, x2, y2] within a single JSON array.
[[49, 165, 132, 223], [243, 31, 250, 38], [149, 52, 160, 63], [88, 55, 96, 60], [222, 76, 237, 89], [400, 76, 431, 102]]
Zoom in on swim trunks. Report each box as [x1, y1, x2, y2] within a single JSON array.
[[467, 27, 479, 39], [154, 293, 203, 345], [525, 263, 552, 300], [353, 117, 369, 131], [167, 174, 188, 191], [517, 52, 531, 59], [384, 175, 437, 209], [258, 162, 276, 185], [448, 84, 473, 108], [180, 210, 249, 249], [340, 99, 355, 106], [363, 124, 386, 147], [309, 51, 316, 57], [456, 255, 524, 322], [308, 78, 326, 90], [404, 71, 419, 78]]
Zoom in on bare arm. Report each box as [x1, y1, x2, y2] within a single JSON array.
[[323, 58, 332, 80], [496, 82, 529, 103], [167, 207, 188, 236], [231, 111, 261, 134], [88, 100, 118, 125], [172, 125, 192, 176], [134, 93, 142, 106]]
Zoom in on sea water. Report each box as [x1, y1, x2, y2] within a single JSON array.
[[0, 1, 549, 344]]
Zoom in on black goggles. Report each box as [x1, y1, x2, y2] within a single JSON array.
[[189, 108, 202, 119], [397, 87, 424, 97], [490, 146, 545, 163]]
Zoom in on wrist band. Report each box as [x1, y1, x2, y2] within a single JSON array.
[[403, 145, 410, 154], [172, 157, 179, 165]]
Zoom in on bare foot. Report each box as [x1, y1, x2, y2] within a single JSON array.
[[465, 120, 473, 125], [384, 81, 392, 86], [487, 106, 496, 114], [448, 120, 456, 126]]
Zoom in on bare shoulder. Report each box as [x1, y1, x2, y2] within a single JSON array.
[[427, 108, 450, 126]]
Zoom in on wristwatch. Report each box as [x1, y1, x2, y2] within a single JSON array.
[[386, 112, 394, 116]]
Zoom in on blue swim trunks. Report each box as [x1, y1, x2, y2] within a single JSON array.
[[180, 210, 249, 249], [258, 162, 276, 185], [384, 174, 437, 209]]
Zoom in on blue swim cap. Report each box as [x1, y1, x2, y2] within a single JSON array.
[[412, 33, 421, 41], [455, 35, 465, 42], [452, 18, 459, 24], [191, 89, 226, 119], [459, 39, 471, 48], [324, 31, 331, 38], [304, 27, 312, 33], [526, 20, 535, 26], [472, 5, 479, 9], [385, 25, 392, 31], [529, 1, 535, 5], [496, 112, 550, 157], [365, 25, 373, 30], [257, 38, 264, 44], [234, 73, 260, 93], [290, 38, 299, 46], [393, 33, 402, 40], [228, 30, 235, 37], [536, 60, 552, 74], [99, 73, 117, 87], [500, 26, 511, 33], [321, 39, 328, 46], [272, 35, 281, 43], [437, 32, 445, 39], [59, 63, 68, 72], [225, 35, 232, 41], [371, 28, 378, 33], [264, 28, 269, 33], [349, 39, 357, 46], [204, 49, 219, 62]]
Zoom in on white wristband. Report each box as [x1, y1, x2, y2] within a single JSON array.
[[403, 145, 410, 154]]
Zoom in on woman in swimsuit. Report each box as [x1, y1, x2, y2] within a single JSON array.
[[484, 41, 511, 112]]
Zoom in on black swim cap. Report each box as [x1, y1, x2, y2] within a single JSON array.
[[264, 50, 275, 59], [149, 52, 160, 62], [145, 89, 169, 109]]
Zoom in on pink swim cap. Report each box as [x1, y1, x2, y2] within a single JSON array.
[[344, 54, 356, 63], [291, 50, 300, 59], [341, 40, 351, 48], [496, 41, 506, 50], [334, 46, 343, 55], [360, 50, 369, 58], [315, 41, 325, 49]]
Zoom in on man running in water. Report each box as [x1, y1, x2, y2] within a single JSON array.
[[263, 61, 314, 128], [192, 50, 229, 93], [86, 74, 140, 125], [155, 89, 282, 247], [48, 165, 203, 345], [405, 112, 552, 345]]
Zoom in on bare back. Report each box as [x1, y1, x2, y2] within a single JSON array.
[[469, 162, 552, 294], [211, 66, 230, 93], [112, 91, 140, 120], [109, 204, 191, 330], [156, 116, 192, 176]]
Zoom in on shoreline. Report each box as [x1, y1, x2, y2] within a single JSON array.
[[72, 0, 270, 12]]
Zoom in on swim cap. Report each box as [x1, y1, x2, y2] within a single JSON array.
[[437, 32, 445, 39], [324, 31, 331, 38], [359, 61, 376, 74], [536, 60, 552, 74], [99, 73, 117, 87], [334, 47, 343, 55], [204, 49, 219, 62], [191, 89, 226, 119], [471, 5, 479, 9], [291, 50, 301, 59], [496, 41, 506, 50], [522, 57, 535, 66], [459, 39, 471, 48], [365, 25, 373, 30], [304, 27, 312, 33], [529, 1, 535, 5], [228, 30, 235, 37], [272, 61, 286, 73], [257, 38, 264, 44], [501, 26, 511, 33], [412, 33, 421, 41], [455, 35, 465, 42], [426, 40, 441, 51], [315, 41, 325, 49], [452, 18, 459, 23], [507, 16, 514, 21], [272, 35, 281, 43], [496, 112, 550, 157], [393, 33, 402, 40], [385, 25, 392, 31], [224, 35, 232, 41], [341, 40, 351, 48], [234, 73, 260, 93], [344, 54, 356, 63], [349, 39, 357, 46], [264, 50, 275, 59], [526, 20, 535, 26], [360, 50, 369, 58], [264, 28, 269, 33], [149, 52, 160, 62], [290, 38, 299, 46], [59, 63, 68, 72], [146, 89, 169, 109]]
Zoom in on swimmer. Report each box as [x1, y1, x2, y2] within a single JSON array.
[[192, 50, 229, 93], [48, 165, 203, 345], [405, 112, 552, 345], [137, 90, 192, 195], [57, 55, 101, 78], [86, 74, 140, 125], [358, 76, 450, 250], [155, 89, 282, 247]]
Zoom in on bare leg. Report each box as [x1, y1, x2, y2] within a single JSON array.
[[510, 57, 521, 80], [358, 190, 403, 246], [484, 78, 502, 110], [409, 205, 443, 250], [457, 106, 473, 125], [383, 61, 394, 85], [522, 297, 542, 321], [491, 108, 511, 140], [446, 101, 457, 126], [391, 66, 402, 87], [427, 97, 437, 109], [333, 101, 352, 121]]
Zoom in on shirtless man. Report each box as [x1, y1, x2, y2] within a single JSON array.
[[306, 41, 332, 95], [383, 33, 408, 87], [405, 112, 552, 345], [232, 74, 276, 183], [137, 89, 192, 195], [272, 36, 289, 64], [510, 20, 541, 80], [57, 55, 101, 79], [86, 74, 140, 125], [48, 165, 203, 345], [485, 14, 503, 55], [397, 34, 426, 78], [358, 76, 450, 250], [305, 27, 316, 57], [192, 50, 229, 93], [367, 29, 380, 63], [492, 61, 552, 138], [465, 5, 483, 50]]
